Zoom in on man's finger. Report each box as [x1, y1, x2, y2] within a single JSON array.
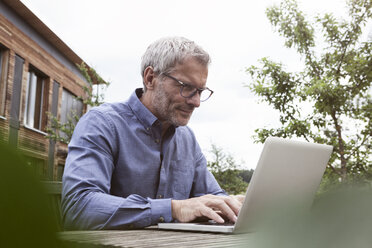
[[231, 195, 245, 204], [224, 196, 242, 216], [210, 196, 241, 217], [205, 197, 238, 223], [200, 207, 225, 224]]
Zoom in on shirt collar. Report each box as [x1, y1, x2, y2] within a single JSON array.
[[127, 88, 158, 129]]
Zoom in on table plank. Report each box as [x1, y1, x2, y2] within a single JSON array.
[[59, 229, 253, 248]]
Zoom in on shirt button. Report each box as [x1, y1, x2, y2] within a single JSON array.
[[158, 195, 163, 199], [159, 216, 165, 223]]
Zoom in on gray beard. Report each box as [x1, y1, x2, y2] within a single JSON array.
[[152, 82, 184, 127]]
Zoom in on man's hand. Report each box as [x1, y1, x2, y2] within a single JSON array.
[[231, 194, 245, 204], [171, 194, 242, 224]]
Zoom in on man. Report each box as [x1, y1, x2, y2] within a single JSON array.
[[62, 36, 243, 230]]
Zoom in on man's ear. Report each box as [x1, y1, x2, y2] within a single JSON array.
[[143, 66, 157, 90]]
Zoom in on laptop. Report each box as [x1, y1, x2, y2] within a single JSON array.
[[157, 137, 333, 234]]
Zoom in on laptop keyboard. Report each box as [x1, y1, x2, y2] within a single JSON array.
[[196, 220, 235, 226]]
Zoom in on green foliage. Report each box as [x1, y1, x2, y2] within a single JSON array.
[[207, 144, 249, 195], [75, 62, 110, 107], [0, 142, 100, 247], [46, 111, 80, 144], [46, 63, 109, 144], [238, 169, 254, 184], [0, 143, 62, 247], [246, 0, 371, 188]]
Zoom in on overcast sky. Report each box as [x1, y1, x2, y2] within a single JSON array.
[[20, 0, 369, 169]]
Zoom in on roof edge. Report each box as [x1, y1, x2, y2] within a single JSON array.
[[2, 0, 106, 85]]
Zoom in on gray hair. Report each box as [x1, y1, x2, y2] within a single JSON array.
[[140, 36, 211, 86]]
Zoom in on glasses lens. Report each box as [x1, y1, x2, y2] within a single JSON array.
[[175, 76, 213, 102], [181, 85, 195, 97], [200, 90, 212, 102], [180, 88, 212, 101]]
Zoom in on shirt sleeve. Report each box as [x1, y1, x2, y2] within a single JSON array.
[[61, 110, 172, 230]]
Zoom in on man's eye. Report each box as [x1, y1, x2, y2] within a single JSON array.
[[183, 84, 195, 92]]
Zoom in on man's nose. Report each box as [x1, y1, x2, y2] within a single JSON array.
[[186, 92, 201, 108]]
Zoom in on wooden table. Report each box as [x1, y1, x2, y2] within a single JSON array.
[[58, 229, 254, 248]]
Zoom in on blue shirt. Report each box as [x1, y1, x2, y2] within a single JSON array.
[[62, 89, 225, 230]]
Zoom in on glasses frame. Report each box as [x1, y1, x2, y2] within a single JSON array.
[[162, 73, 214, 102]]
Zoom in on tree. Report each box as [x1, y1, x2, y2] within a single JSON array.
[[46, 63, 109, 144], [207, 144, 248, 194], [238, 169, 254, 184], [246, 0, 371, 188]]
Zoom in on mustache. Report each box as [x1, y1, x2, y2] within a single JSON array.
[[179, 104, 195, 112]]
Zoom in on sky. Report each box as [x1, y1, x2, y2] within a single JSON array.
[[20, 0, 371, 169]]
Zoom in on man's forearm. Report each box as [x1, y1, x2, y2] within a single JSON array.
[[63, 192, 172, 230]]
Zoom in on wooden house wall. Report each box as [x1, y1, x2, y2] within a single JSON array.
[[0, 10, 88, 180]]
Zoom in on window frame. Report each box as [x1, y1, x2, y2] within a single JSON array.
[[24, 65, 48, 131], [0, 44, 9, 117]]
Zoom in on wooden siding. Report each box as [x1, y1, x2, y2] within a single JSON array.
[[0, 14, 88, 98], [0, 7, 90, 180], [0, 117, 8, 144]]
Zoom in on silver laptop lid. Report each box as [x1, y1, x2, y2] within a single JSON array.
[[234, 137, 333, 233]]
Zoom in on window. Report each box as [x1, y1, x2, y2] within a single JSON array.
[[60, 88, 83, 138], [24, 67, 47, 130], [0, 45, 9, 116]]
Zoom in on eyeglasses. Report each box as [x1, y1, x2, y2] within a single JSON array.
[[162, 73, 214, 102]]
